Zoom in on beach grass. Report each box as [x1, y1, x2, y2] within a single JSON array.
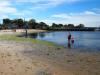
[[0, 34, 57, 46]]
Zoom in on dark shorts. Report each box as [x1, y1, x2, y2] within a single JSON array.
[[71, 40, 74, 43]]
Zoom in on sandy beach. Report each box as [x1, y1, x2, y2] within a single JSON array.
[[0, 40, 100, 75], [0, 30, 100, 75]]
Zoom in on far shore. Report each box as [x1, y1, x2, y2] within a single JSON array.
[[0, 29, 46, 33], [0, 29, 46, 35], [0, 30, 100, 75]]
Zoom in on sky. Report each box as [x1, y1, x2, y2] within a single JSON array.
[[0, 0, 100, 27]]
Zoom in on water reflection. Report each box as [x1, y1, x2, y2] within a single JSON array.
[[28, 33, 38, 39], [68, 41, 71, 48], [27, 32, 46, 39], [67, 40, 74, 48], [38, 33, 46, 38]]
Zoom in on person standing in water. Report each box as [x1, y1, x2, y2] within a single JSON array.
[[71, 37, 74, 44], [71, 36, 75, 48], [67, 32, 71, 48], [67, 33, 75, 48], [68, 32, 71, 42]]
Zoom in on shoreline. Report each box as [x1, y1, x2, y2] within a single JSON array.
[[0, 29, 46, 35]]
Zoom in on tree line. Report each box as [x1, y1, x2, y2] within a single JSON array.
[[0, 18, 85, 30]]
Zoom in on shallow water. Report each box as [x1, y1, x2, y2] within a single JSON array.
[[27, 31, 100, 51]]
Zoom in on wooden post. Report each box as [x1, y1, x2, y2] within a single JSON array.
[[25, 29, 27, 38], [24, 18, 28, 38]]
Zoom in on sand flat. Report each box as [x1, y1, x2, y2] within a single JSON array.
[[0, 41, 100, 75]]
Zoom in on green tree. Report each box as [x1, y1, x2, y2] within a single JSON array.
[[58, 24, 63, 29], [36, 22, 49, 29], [67, 24, 74, 28], [28, 19, 37, 29], [76, 24, 85, 28], [17, 19, 24, 29], [3, 18, 11, 24], [11, 19, 24, 29], [63, 24, 68, 29], [11, 19, 17, 24], [3, 18, 11, 29], [52, 23, 58, 29]]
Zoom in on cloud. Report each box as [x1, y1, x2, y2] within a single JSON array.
[[7, 0, 80, 3], [3, 0, 82, 9], [0, 14, 9, 23], [26, 10, 100, 27], [83, 11, 96, 15], [0, 1, 17, 14], [0, 1, 33, 20], [52, 11, 99, 19], [0, 1, 17, 22], [49, 11, 100, 27], [92, 8, 100, 13], [0, 15, 8, 19], [0, 7, 17, 14], [0, 0, 81, 20], [0, 1, 11, 6], [34, 0, 80, 6], [51, 14, 72, 19], [70, 11, 98, 16]]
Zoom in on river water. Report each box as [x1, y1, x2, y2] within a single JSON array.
[[27, 31, 100, 51]]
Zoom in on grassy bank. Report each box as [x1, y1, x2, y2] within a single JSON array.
[[0, 34, 58, 47]]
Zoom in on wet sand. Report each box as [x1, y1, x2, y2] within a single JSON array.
[[0, 41, 100, 75]]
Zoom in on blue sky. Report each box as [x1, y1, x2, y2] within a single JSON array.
[[0, 0, 100, 27]]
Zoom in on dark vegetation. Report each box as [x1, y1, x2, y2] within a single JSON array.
[[0, 18, 95, 31]]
